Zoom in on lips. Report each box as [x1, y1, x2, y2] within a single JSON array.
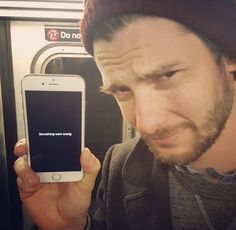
[[149, 128, 184, 147]]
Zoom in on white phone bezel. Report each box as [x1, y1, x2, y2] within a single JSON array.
[[21, 74, 85, 183]]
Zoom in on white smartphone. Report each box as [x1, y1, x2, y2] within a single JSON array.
[[21, 74, 85, 183]]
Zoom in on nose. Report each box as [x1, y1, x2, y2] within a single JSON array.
[[133, 88, 168, 135]]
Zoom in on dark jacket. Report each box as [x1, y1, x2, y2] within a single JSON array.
[[91, 137, 172, 230]]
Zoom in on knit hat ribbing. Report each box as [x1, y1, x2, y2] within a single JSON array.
[[81, 0, 236, 58]]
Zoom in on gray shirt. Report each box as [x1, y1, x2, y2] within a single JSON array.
[[169, 166, 236, 230]]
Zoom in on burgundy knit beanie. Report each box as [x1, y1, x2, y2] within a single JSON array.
[[80, 0, 236, 58]]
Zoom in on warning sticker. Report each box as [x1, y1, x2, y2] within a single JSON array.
[[45, 28, 81, 42]]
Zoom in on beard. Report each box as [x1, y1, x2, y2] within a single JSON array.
[[142, 67, 234, 166]]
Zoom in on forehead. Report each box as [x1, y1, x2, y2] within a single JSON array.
[[94, 17, 188, 57], [93, 17, 210, 84]]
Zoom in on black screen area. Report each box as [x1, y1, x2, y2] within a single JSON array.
[[25, 91, 82, 172]]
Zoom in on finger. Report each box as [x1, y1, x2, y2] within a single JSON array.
[[79, 148, 101, 194], [17, 176, 39, 196], [14, 157, 39, 189], [14, 139, 27, 157]]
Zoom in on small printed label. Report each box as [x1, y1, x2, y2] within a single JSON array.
[[45, 28, 81, 42]]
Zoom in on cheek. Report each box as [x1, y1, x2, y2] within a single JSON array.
[[169, 86, 212, 120]]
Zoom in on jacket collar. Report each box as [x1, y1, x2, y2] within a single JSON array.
[[122, 137, 154, 187], [122, 137, 172, 230]]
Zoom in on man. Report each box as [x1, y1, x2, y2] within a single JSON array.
[[14, 0, 236, 229]]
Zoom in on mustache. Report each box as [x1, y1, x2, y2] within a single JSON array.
[[142, 122, 196, 139]]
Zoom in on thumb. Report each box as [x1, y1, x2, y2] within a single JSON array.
[[79, 148, 101, 194]]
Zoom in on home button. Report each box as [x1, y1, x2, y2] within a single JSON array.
[[52, 174, 61, 181]]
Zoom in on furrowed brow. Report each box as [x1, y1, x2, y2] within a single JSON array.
[[100, 62, 181, 93]]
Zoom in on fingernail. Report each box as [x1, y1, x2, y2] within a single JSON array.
[[16, 139, 26, 146], [14, 141, 25, 152], [15, 142, 23, 149]]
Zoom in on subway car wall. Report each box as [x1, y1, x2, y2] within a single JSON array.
[[0, 1, 126, 229], [1, 11, 123, 230], [0, 19, 23, 230]]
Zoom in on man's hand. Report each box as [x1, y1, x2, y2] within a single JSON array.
[[14, 139, 101, 230]]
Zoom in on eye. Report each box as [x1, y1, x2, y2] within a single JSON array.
[[163, 70, 178, 78], [146, 69, 181, 90], [112, 86, 130, 93], [111, 86, 131, 101], [147, 70, 179, 83]]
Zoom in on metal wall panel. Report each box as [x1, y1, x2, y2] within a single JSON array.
[[0, 19, 23, 230], [0, 0, 84, 20]]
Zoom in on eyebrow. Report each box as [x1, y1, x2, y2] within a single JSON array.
[[100, 85, 110, 94]]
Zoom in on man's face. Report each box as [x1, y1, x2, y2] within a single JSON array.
[[94, 17, 235, 165]]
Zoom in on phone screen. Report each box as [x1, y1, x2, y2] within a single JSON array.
[[25, 90, 82, 172]]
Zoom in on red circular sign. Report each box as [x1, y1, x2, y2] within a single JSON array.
[[47, 29, 60, 41]]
